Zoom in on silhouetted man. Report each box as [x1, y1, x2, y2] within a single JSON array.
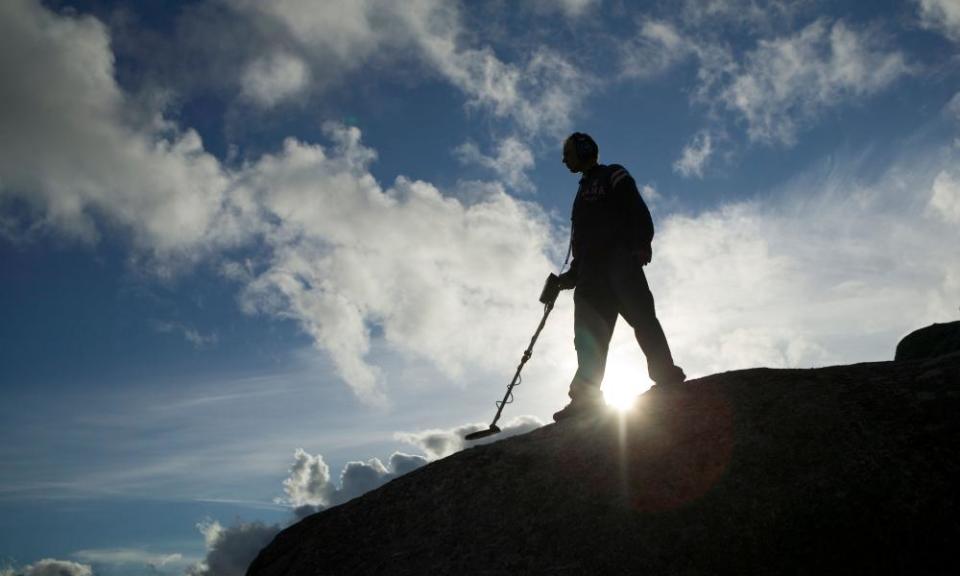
[[552, 132, 685, 422]]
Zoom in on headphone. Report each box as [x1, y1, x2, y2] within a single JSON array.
[[569, 132, 598, 163]]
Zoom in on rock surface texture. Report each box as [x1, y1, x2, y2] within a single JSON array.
[[248, 353, 960, 575]]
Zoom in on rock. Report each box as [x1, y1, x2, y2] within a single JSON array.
[[895, 321, 960, 361], [247, 354, 960, 576]]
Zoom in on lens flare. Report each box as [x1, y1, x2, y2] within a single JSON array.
[[602, 365, 651, 412]]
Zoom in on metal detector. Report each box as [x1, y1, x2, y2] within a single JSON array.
[[464, 273, 562, 441]]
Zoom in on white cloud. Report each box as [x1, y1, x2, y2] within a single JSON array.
[[640, 183, 661, 204], [72, 548, 186, 571], [619, 15, 909, 150], [241, 52, 310, 108], [187, 520, 280, 576], [281, 448, 336, 508], [280, 448, 428, 511], [620, 20, 695, 79], [226, 0, 590, 137], [455, 137, 536, 192], [653, 150, 960, 376], [416, 40, 590, 138], [0, 0, 563, 404], [929, 170, 960, 223], [0, 0, 235, 258], [396, 415, 543, 459], [673, 131, 714, 178], [946, 92, 960, 120], [917, 0, 960, 42], [13, 560, 93, 576], [279, 416, 540, 513], [235, 125, 558, 403], [715, 19, 910, 145]]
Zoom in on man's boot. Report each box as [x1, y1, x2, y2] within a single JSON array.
[[552, 391, 605, 422], [652, 365, 686, 389]]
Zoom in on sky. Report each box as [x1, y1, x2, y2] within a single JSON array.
[[1, 0, 958, 573]]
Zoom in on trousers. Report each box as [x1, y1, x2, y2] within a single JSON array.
[[568, 250, 681, 400]]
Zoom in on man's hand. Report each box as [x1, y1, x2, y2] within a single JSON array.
[[634, 245, 652, 266], [557, 270, 577, 290]]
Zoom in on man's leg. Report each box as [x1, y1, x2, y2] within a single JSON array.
[[610, 255, 685, 385], [568, 286, 618, 401]]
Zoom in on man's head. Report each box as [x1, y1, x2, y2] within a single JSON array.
[[562, 132, 599, 173]]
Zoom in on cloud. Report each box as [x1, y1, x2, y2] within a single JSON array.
[[0, 0, 235, 259], [187, 520, 281, 576], [455, 137, 536, 192], [190, 418, 538, 575], [234, 125, 558, 403], [280, 416, 540, 514], [281, 448, 337, 508], [929, 169, 960, 223], [917, 0, 960, 42], [280, 448, 429, 512], [673, 131, 714, 178], [652, 148, 960, 376], [220, 0, 591, 137], [620, 20, 695, 80], [396, 415, 544, 459], [151, 320, 219, 349], [0, 0, 563, 404], [531, 0, 600, 18], [71, 548, 188, 573], [678, 0, 812, 32], [713, 19, 910, 145], [618, 14, 909, 150], [640, 184, 661, 204], [240, 52, 310, 108], [946, 92, 960, 120], [10, 560, 93, 576]]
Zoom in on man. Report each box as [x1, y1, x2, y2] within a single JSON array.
[[552, 132, 685, 422]]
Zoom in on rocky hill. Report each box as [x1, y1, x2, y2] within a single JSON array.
[[248, 331, 960, 575]]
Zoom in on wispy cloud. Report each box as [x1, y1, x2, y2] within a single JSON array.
[[151, 320, 219, 349], [712, 19, 911, 145], [454, 137, 536, 192], [916, 0, 960, 42], [929, 169, 960, 223], [209, 0, 592, 138], [72, 548, 191, 574], [619, 19, 695, 80], [673, 131, 714, 178]]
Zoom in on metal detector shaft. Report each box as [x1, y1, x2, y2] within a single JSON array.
[[490, 301, 553, 426], [464, 274, 561, 441]]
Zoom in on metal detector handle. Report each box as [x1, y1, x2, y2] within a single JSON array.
[[539, 273, 560, 306]]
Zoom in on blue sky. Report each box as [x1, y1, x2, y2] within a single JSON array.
[[1, 0, 959, 574]]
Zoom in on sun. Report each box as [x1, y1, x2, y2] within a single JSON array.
[[601, 363, 651, 412]]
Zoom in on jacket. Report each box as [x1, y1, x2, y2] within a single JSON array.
[[566, 163, 654, 282]]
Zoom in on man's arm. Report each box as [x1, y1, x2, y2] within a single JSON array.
[[610, 165, 654, 265]]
